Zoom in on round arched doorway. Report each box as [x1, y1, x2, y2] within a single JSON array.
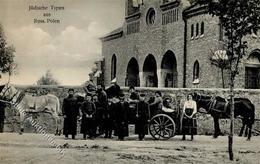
[[143, 54, 158, 87], [161, 50, 177, 88], [126, 58, 140, 87]]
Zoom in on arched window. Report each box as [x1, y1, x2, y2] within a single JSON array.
[[196, 23, 199, 37], [191, 24, 194, 38], [111, 54, 117, 80], [193, 60, 200, 81], [201, 22, 204, 36]]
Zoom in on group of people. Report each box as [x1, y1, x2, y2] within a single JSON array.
[[62, 79, 198, 141], [62, 81, 151, 141]]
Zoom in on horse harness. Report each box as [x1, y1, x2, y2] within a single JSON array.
[[207, 96, 229, 114]]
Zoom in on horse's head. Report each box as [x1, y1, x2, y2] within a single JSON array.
[[192, 92, 212, 114], [0, 84, 18, 101]]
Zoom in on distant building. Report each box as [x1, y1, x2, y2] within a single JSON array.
[[101, 0, 260, 89]]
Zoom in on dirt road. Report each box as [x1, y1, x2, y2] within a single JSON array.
[[0, 133, 259, 164]]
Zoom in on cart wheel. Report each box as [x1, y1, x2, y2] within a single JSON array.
[[149, 114, 176, 140]]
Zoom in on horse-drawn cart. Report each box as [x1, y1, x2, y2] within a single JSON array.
[[147, 95, 182, 140]]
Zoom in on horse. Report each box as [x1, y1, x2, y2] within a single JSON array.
[[0, 84, 62, 135], [193, 93, 255, 140]]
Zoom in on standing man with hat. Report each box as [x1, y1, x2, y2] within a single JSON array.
[[96, 84, 107, 134], [135, 93, 149, 140], [80, 94, 96, 139], [128, 86, 139, 124], [114, 92, 129, 140], [62, 88, 80, 139], [104, 98, 114, 138]]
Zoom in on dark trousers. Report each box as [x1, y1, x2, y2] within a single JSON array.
[[0, 116, 4, 133], [117, 122, 128, 140], [104, 116, 113, 138], [83, 118, 96, 138]]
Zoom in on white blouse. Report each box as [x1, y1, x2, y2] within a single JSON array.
[[183, 100, 197, 114]]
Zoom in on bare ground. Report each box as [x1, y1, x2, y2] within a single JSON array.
[[0, 133, 260, 164]]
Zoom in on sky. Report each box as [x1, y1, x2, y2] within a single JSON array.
[[0, 0, 125, 85]]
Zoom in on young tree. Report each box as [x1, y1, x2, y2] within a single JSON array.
[[210, 49, 229, 88], [0, 24, 16, 76], [37, 70, 59, 85], [195, 0, 260, 160]]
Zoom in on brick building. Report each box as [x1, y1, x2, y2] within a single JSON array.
[[100, 0, 260, 89]]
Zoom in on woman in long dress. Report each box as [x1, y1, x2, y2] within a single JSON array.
[[181, 94, 197, 141]]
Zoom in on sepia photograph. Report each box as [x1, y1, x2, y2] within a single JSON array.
[[0, 0, 260, 163]]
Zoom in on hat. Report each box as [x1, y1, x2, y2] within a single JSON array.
[[111, 78, 117, 83], [155, 91, 162, 97], [119, 91, 125, 97], [140, 93, 146, 97]]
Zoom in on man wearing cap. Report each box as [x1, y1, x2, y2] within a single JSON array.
[[114, 92, 129, 140], [96, 84, 107, 134], [104, 98, 114, 138], [128, 86, 139, 124], [135, 93, 149, 140], [80, 94, 96, 139], [62, 88, 80, 139]]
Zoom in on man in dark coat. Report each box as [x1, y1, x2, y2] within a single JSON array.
[[135, 93, 149, 140], [103, 99, 114, 138], [96, 85, 107, 135], [128, 86, 139, 124], [62, 89, 80, 139], [114, 92, 129, 140], [80, 94, 96, 139], [0, 102, 5, 133]]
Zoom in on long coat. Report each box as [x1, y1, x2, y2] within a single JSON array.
[[97, 90, 107, 108], [80, 101, 96, 135], [114, 101, 129, 137], [62, 96, 80, 135], [96, 90, 107, 129], [135, 101, 149, 135], [103, 101, 115, 132]]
